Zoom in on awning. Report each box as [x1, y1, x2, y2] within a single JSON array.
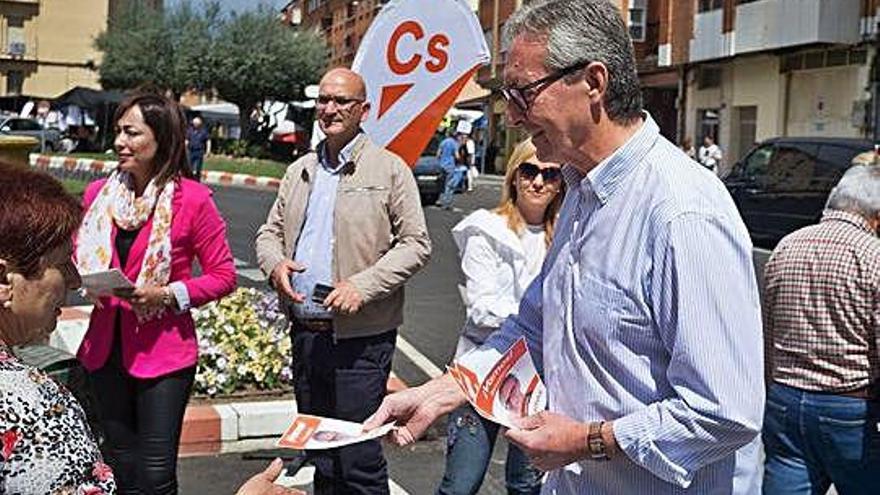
[[454, 75, 490, 108], [54, 87, 126, 108]]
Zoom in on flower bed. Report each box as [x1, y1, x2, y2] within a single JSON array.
[[193, 288, 292, 397]]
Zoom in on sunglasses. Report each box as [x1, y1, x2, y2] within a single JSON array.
[[316, 94, 364, 107], [518, 162, 562, 182], [500, 60, 591, 114]]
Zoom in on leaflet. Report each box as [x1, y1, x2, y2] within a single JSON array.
[[80, 269, 135, 297], [277, 414, 396, 450], [448, 337, 546, 429]]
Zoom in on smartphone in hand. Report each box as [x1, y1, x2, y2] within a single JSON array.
[[311, 283, 334, 304]]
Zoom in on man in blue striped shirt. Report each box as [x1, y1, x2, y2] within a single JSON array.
[[366, 1, 764, 492]]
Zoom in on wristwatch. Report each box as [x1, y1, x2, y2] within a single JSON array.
[[161, 286, 177, 309], [587, 421, 610, 461]]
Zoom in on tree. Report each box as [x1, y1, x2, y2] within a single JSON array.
[[97, 2, 223, 99], [212, 7, 327, 140]]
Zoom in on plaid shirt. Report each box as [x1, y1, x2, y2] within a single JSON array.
[[763, 209, 880, 392]]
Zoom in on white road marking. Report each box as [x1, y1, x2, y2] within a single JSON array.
[[397, 335, 444, 379], [234, 257, 267, 282]]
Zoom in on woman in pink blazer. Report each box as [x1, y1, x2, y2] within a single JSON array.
[[74, 91, 236, 495]]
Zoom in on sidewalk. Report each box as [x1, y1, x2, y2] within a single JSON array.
[[29, 153, 282, 191], [55, 306, 409, 457]]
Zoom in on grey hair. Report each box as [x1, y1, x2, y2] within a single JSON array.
[[502, 0, 642, 124], [825, 165, 880, 219]]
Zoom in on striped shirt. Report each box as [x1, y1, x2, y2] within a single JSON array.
[[763, 210, 880, 393], [486, 115, 765, 493]]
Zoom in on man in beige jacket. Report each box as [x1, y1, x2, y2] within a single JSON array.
[[255, 68, 430, 494]]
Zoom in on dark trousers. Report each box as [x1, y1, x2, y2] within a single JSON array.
[[189, 152, 204, 181], [292, 327, 396, 495], [89, 338, 195, 495]]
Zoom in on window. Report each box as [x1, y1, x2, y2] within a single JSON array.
[[741, 145, 773, 178], [697, 66, 722, 89], [628, 0, 646, 42], [765, 144, 818, 191], [698, 0, 722, 12], [10, 118, 41, 131], [6, 17, 25, 57], [6, 71, 23, 95]]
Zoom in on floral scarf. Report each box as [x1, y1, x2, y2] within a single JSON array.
[[76, 170, 174, 322]]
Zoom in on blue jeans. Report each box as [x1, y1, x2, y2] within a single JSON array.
[[437, 405, 542, 495], [439, 166, 457, 208], [763, 383, 880, 495]]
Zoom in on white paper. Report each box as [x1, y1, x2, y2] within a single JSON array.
[[277, 414, 396, 450], [80, 269, 134, 296], [448, 337, 546, 429]]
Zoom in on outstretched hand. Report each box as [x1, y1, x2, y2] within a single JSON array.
[[364, 374, 466, 446], [235, 458, 305, 495]]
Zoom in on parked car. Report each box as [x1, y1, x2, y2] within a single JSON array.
[[724, 137, 874, 249], [412, 134, 446, 205], [0, 116, 62, 152]]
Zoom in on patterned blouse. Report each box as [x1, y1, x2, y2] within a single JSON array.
[[0, 343, 116, 494]]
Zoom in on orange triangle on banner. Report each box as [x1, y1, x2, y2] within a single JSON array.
[[378, 83, 414, 119], [387, 67, 480, 167]]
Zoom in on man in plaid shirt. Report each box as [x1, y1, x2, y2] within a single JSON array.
[[762, 160, 880, 494]]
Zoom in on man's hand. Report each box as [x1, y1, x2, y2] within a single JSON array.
[[324, 280, 363, 314], [270, 260, 305, 303], [235, 458, 305, 495], [364, 374, 466, 446], [505, 411, 605, 472]]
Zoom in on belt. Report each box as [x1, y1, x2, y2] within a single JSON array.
[[295, 319, 334, 332], [812, 385, 876, 400]]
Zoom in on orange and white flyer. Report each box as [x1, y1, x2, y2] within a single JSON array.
[[449, 337, 546, 428], [277, 414, 396, 450]]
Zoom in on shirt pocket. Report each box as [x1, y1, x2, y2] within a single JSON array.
[[573, 273, 653, 349]]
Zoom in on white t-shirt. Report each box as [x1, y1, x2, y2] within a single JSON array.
[[521, 224, 547, 282]]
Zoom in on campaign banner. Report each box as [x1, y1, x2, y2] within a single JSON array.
[[449, 337, 546, 429], [352, 0, 490, 166]]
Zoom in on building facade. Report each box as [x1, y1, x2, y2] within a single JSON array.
[[297, 0, 387, 69], [0, 0, 161, 99], [665, 0, 879, 169]]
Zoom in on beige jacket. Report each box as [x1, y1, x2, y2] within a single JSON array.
[[255, 136, 431, 338]]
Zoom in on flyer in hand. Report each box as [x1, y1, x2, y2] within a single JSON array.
[[80, 268, 135, 297], [277, 414, 396, 450], [448, 337, 546, 429]]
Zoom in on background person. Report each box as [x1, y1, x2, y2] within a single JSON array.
[[438, 129, 460, 209], [74, 92, 236, 494], [761, 162, 880, 494], [698, 134, 722, 173], [437, 138, 562, 495], [255, 68, 430, 495], [186, 116, 210, 181], [366, 1, 764, 493]]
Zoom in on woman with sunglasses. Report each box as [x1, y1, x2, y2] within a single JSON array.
[[438, 138, 564, 495]]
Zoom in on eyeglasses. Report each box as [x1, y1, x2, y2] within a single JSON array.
[[500, 60, 591, 114], [316, 94, 364, 107], [518, 162, 562, 182]]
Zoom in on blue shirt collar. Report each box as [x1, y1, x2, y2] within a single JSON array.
[[562, 112, 659, 204], [318, 131, 364, 173]]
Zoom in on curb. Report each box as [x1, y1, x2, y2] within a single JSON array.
[[56, 306, 409, 456], [29, 154, 282, 191]]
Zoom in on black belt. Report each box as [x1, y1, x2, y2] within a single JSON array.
[[294, 319, 333, 332]]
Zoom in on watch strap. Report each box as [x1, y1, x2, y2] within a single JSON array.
[[587, 421, 610, 461]]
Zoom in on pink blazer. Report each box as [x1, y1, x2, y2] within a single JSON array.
[[76, 178, 236, 378]]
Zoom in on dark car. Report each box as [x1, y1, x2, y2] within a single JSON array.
[[724, 137, 873, 249], [412, 133, 446, 205], [0, 116, 61, 152]]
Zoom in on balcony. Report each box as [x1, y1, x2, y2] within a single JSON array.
[[689, 7, 728, 62], [735, 0, 860, 55]]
